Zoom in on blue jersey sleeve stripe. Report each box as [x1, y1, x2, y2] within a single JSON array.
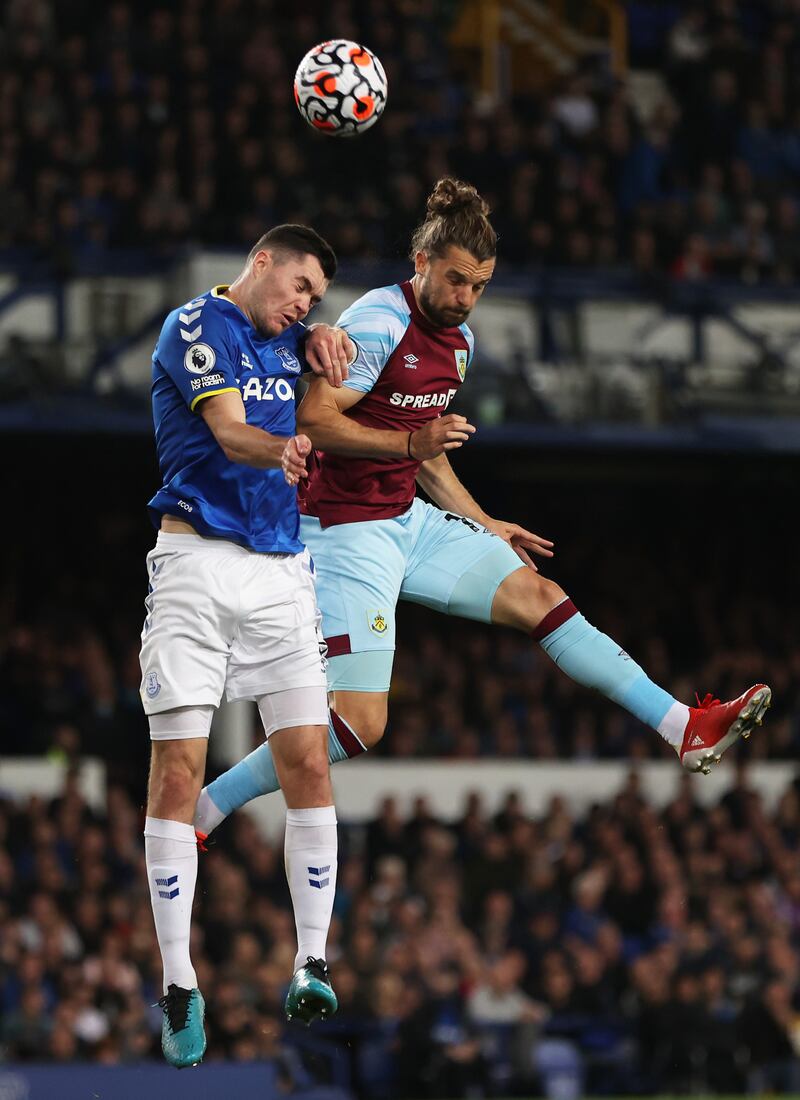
[[346, 330, 398, 345], [343, 378, 373, 394], [459, 324, 476, 365], [339, 305, 409, 325]]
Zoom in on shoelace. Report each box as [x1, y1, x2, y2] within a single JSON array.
[[694, 692, 721, 710], [157, 985, 193, 1034], [303, 956, 330, 983]]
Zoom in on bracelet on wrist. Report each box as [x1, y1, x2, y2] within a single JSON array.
[[407, 432, 414, 459]]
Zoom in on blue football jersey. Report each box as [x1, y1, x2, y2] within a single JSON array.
[[148, 286, 306, 553]]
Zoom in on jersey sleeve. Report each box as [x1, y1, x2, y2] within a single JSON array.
[[460, 323, 476, 367], [155, 298, 239, 413], [336, 286, 410, 394]]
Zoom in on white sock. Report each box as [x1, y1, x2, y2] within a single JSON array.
[[657, 700, 691, 749], [194, 788, 226, 836], [284, 805, 338, 973], [144, 816, 199, 994]]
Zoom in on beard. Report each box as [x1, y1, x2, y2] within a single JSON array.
[[417, 284, 470, 329]]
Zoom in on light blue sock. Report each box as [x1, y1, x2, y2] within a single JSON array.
[[196, 712, 363, 833], [536, 601, 676, 730]]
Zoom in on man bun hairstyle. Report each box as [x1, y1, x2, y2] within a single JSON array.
[[248, 223, 337, 280], [410, 177, 497, 262]]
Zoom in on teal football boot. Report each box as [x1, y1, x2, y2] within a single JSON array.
[[158, 984, 206, 1068], [285, 957, 338, 1025]]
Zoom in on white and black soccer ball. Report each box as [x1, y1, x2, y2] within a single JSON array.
[[293, 39, 388, 137]]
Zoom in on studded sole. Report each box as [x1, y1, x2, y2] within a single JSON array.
[[686, 686, 772, 774]]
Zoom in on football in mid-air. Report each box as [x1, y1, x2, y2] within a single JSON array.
[[294, 40, 388, 136]]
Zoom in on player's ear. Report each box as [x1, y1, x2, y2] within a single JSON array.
[[251, 249, 274, 277], [414, 250, 429, 277]]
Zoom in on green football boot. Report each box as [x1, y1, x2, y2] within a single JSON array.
[[158, 984, 206, 1068], [285, 957, 338, 1025]]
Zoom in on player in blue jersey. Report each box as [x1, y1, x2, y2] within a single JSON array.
[[194, 179, 770, 846], [140, 225, 352, 1067]]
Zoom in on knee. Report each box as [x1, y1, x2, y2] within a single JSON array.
[[493, 571, 567, 633], [358, 714, 387, 749], [149, 747, 204, 811], [339, 708, 386, 750], [293, 746, 330, 786], [280, 743, 332, 805], [532, 575, 566, 614]]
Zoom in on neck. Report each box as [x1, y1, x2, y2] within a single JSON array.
[[222, 281, 256, 329]]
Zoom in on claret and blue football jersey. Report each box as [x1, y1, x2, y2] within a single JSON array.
[[148, 286, 307, 553], [299, 281, 474, 527]]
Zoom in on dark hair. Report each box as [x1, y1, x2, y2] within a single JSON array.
[[409, 177, 497, 262], [248, 223, 337, 280]]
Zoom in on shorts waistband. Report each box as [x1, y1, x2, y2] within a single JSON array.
[[154, 531, 296, 558]]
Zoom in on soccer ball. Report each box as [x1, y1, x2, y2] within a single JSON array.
[[294, 40, 388, 137]]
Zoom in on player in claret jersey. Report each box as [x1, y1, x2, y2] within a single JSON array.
[[196, 179, 771, 837]]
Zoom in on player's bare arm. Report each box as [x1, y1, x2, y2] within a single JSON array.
[[199, 390, 310, 482], [416, 453, 555, 570], [298, 375, 477, 459]]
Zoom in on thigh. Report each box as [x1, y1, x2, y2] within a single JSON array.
[[227, 550, 328, 702], [301, 514, 408, 692], [401, 501, 524, 621], [139, 540, 234, 715]]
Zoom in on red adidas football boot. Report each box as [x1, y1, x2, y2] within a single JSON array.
[[680, 684, 771, 773], [195, 830, 209, 853]]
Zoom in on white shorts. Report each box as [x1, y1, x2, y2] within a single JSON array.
[[139, 532, 328, 716]]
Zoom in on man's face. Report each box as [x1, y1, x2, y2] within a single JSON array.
[[247, 250, 328, 337], [414, 244, 495, 328]]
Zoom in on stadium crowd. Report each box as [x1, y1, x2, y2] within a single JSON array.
[[1, 768, 799, 1096], [2, 0, 800, 281]]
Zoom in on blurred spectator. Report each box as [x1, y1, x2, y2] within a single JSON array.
[[0, 1, 800, 281], [0, 769, 798, 1096]]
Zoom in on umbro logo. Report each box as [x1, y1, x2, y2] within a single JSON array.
[[403, 353, 419, 368]]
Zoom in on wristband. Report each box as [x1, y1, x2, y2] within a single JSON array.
[[407, 432, 414, 459]]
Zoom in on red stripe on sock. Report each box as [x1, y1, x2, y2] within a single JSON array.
[[531, 598, 578, 642], [325, 634, 351, 658], [330, 709, 365, 758]]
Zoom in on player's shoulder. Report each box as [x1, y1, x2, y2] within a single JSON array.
[[338, 283, 411, 329], [159, 287, 233, 347], [458, 321, 475, 350]]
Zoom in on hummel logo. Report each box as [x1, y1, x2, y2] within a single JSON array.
[[155, 874, 179, 900], [689, 734, 704, 748], [308, 865, 330, 889], [241, 352, 253, 371], [403, 353, 419, 368]]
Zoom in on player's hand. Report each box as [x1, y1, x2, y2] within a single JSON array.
[[409, 414, 476, 460], [305, 324, 355, 387], [482, 517, 554, 571], [281, 434, 312, 486]]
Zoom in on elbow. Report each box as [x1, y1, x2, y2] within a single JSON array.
[[295, 406, 317, 434], [296, 410, 326, 446], [214, 427, 240, 464]]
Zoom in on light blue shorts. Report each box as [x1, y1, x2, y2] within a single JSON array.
[[301, 498, 524, 692]]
